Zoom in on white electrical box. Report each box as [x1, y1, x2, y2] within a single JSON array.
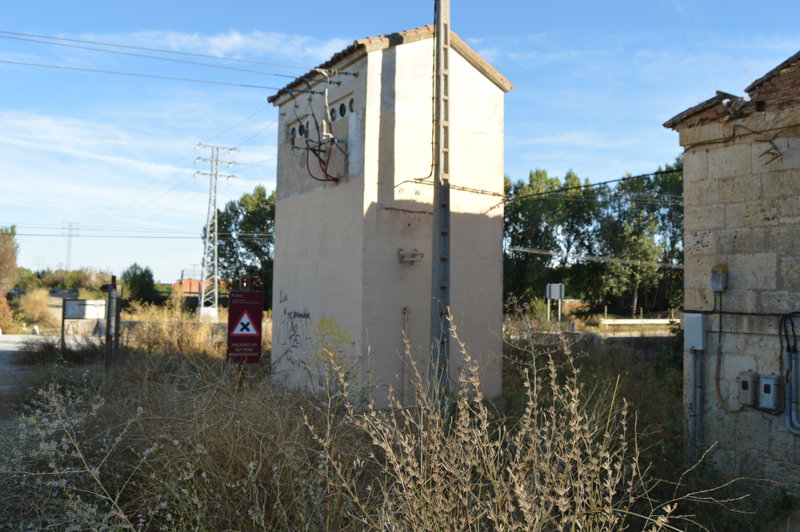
[[684, 313, 707, 351], [759, 374, 782, 412], [738, 371, 759, 407]]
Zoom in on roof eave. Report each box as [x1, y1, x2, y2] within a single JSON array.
[[268, 25, 512, 106], [744, 49, 800, 94]]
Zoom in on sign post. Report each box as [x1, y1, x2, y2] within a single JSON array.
[[102, 276, 118, 369], [227, 290, 263, 364]]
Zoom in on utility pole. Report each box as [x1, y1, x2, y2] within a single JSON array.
[[62, 221, 78, 271], [430, 0, 451, 395], [195, 143, 236, 320]]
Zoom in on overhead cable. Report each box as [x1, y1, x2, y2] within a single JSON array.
[[489, 168, 683, 213], [0, 34, 339, 83], [0, 29, 354, 74], [0, 59, 323, 93], [507, 245, 683, 270], [16, 232, 272, 240]]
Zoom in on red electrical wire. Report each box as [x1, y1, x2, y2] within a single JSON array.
[[317, 138, 337, 182], [305, 140, 337, 183]]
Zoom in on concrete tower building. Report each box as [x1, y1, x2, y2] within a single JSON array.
[[268, 26, 512, 405]]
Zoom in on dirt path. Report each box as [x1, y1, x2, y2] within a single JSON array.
[[0, 335, 55, 458], [0, 335, 54, 417]]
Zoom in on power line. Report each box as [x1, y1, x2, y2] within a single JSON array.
[[237, 122, 278, 147], [236, 155, 277, 172], [0, 34, 326, 81], [506, 245, 683, 270], [16, 232, 272, 240], [0, 59, 323, 93], [203, 104, 271, 143], [488, 168, 682, 213], [0, 29, 334, 72]]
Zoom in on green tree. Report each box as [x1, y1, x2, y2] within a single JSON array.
[[650, 158, 684, 310], [555, 170, 600, 266], [597, 178, 663, 317], [502, 162, 683, 316], [208, 185, 275, 308], [121, 263, 158, 303], [15, 267, 42, 291], [504, 170, 563, 300]]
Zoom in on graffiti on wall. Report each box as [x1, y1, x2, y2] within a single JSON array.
[[281, 309, 312, 351]]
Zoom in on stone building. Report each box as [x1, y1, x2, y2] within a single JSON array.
[[267, 26, 512, 405], [665, 51, 800, 487]]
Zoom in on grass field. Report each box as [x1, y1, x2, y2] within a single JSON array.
[[0, 303, 794, 530]]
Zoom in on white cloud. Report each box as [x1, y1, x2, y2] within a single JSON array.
[[510, 130, 641, 150], [83, 30, 351, 65], [0, 111, 194, 180]]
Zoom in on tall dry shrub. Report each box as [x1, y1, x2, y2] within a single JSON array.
[[2, 324, 712, 530], [0, 226, 16, 295], [17, 288, 58, 327], [0, 295, 16, 333], [310, 342, 679, 531], [122, 300, 224, 359]]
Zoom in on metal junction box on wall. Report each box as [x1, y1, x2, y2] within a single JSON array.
[[738, 371, 759, 407], [759, 374, 783, 412], [684, 313, 707, 351]]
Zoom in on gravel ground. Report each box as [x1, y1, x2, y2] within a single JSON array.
[[0, 335, 54, 415], [0, 335, 54, 461]]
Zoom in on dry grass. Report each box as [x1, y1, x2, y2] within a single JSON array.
[[11, 336, 103, 365], [15, 288, 59, 329], [0, 308, 750, 531]]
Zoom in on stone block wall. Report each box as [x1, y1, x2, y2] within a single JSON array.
[[678, 84, 800, 489]]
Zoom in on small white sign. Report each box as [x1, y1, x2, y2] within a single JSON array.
[[64, 300, 106, 320]]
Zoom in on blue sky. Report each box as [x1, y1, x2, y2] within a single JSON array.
[[1, 1, 798, 282]]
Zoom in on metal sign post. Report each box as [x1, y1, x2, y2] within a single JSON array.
[[103, 276, 118, 369], [227, 290, 264, 364]]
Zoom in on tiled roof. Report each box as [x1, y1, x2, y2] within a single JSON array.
[[744, 49, 800, 94], [664, 50, 800, 130], [663, 91, 743, 129], [268, 25, 513, 104]]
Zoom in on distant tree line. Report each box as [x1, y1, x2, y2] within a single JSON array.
[[7, 160, 682, 320], [206, 163, 682, 317], [504, 158, 683, 317]]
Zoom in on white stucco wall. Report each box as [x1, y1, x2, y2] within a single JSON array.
[[272, 35, 506, 405]]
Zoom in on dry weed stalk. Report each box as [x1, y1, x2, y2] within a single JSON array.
[[308, 329, 680, 531], [2, 308, 749, 531]]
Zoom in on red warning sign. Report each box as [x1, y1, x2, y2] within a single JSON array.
[[227, 291, 263, 364]]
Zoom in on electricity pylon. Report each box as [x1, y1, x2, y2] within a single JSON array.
[[195, 143, 236, 320]]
